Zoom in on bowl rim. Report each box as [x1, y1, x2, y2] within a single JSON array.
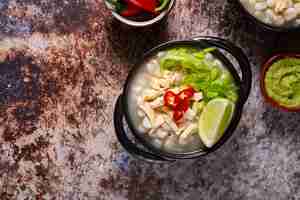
[[260, 53, 300, 112], [121, 39, 246, 159], [236, 0, 300, 33], [104, 0, 175, 27]]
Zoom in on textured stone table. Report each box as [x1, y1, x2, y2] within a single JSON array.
[[0, 0, 300, 199]]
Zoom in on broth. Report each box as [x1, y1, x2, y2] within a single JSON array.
[[128, 47, 238, 153]]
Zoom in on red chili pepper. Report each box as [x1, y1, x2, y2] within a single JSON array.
[[164, 91, 180, 108], [164, 87, 196, 122], [120, 2, 142, 17], [175, 98, 190, 112], [126, 0, 156, 13], [178, 87, 195, 100], [173, 99, 190, 122], [173, 110, 183, 122]]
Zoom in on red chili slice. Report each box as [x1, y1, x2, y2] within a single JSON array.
[[164, 91, 180, 108], [175, 98, 190, 112], [120, 2, 142, 17], [173, 110, 183, 122], [164, 87, 196, 122], [178, 87, 195, 100], [126, 0, 156, 13]]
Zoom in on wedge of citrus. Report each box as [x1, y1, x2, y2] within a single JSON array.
[[198, 98, 234, 148]]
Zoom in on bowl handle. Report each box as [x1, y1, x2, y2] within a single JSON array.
[[113, 95, 169, 161], [193, 36, 252, 105]]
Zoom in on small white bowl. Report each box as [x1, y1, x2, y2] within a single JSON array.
[[104, 0, 175, 27]]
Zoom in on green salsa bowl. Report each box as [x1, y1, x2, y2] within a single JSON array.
[[261, 54, 300, 112]]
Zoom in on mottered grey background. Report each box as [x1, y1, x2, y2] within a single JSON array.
[[0, 0, 300, 199]]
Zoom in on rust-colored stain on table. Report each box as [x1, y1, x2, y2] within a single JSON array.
[[0, 0, 300, 200]]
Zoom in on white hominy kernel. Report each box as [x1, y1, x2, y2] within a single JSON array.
[[156, 130, 168, 139], [138, 124, 147, 133], [184, 109, 197, 121], [294, 3, 300, 14], [249, 0, 257, 6], [274, 15, 285, 25], [267, 0, 274, 8], [287, 0, 293, 8], [137, 109, 145, 117], [146, 63, 155, 73], [265, 8, 274, 17], [265, 9, 276, 22], [153, 114, 165, 128], [147, 60, 160, 75], [284, 7, 298, 21], [294, 19, 300, 25], [264, 15, 273, 24], [133, 86, 142, 93], [148, 129, 156, 138], [173, 72, 183, 84], [142, 117, 152, 129], [241, 0, 300, 27], [149, 97, 164, 109], [193, 92, 203, 101], [255, 2, 268, 11], [157, 52, 166, 58], [254, 11, 265, 19]]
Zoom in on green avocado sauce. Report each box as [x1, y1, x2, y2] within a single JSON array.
[[265, 58, 300, 108]]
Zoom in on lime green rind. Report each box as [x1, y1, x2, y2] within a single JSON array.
[[198, 98, 234, 148]]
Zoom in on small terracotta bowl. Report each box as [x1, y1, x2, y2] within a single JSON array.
[[261, 54, 300, 112]]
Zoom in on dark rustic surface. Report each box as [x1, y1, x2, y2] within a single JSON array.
[[0, 0, 300, 199]]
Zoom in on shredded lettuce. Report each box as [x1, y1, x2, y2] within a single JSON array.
[[159, 47, 239, 102]]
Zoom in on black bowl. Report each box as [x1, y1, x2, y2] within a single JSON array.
[[114, 36, 252, 161], [236, 0, 300, 33]]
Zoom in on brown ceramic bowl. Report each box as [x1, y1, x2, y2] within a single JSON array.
[[261, 54, 300, 112]]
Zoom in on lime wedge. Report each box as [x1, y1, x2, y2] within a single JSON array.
[[198, 98, 234, 148]]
